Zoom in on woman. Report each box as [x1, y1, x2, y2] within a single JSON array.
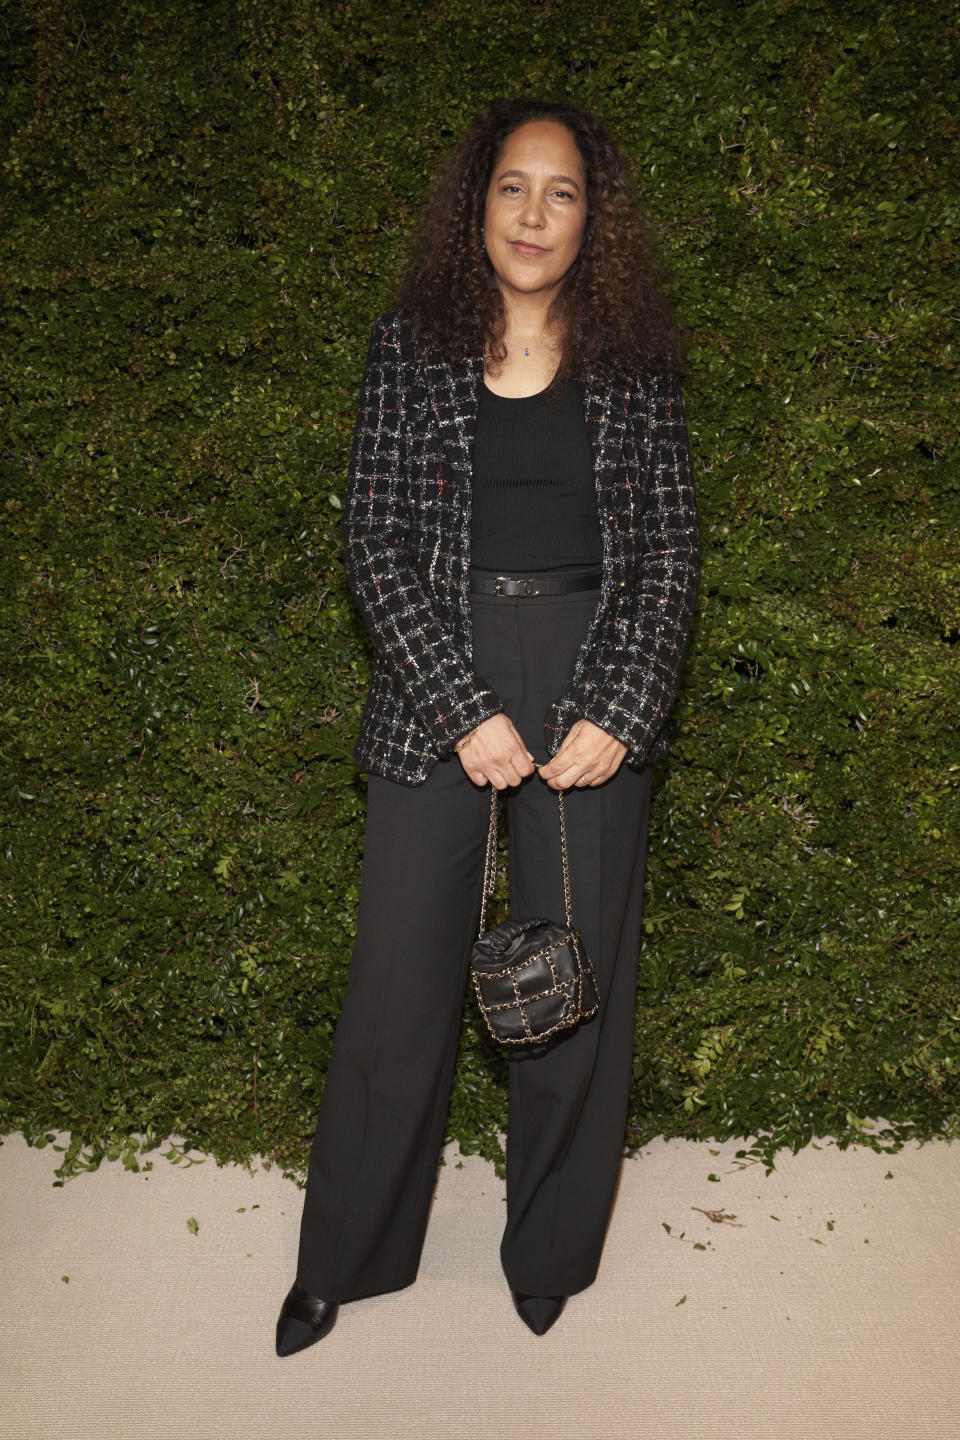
[[276, 98, 699, 1354]]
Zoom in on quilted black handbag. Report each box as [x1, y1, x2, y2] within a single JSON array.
[[470, 789, 599, 1048]]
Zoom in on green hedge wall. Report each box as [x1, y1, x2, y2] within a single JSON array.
[[1, 0, 957, 1178]]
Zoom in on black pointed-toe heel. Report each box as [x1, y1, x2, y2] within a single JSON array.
[[512, 1291, 568, 1336], [275, 1280, 340, 1356]]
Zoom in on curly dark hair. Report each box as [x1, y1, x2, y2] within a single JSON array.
[[395, 98, 683, 383]]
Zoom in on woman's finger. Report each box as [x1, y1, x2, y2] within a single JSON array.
[[542, 751, 622, 790], [461, 753, 531, 791], [468, 743, 534, 781], [542, 762, 584, 791], [540, 722, 626, 787]]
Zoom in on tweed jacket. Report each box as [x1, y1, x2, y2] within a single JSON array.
[[342, 310, 700, 786]]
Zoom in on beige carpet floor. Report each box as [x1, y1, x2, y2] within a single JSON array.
[[0, 1127, 957, 1440]]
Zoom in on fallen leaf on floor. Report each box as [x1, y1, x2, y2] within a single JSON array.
[[691, 1207, 743, 1227]]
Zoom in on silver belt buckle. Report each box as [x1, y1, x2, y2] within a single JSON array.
[[493, 575, 540, 597]]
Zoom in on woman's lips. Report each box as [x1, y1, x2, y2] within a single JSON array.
[[510, 240, 547, 256]]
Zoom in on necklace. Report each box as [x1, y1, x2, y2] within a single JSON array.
[[504, 337, 560, 357]]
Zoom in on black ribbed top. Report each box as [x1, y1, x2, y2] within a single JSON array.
[[470, 382, 601, 572]]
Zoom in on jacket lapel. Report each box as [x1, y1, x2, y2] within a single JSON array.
[[583, 377, 630, 507], [424, 352, 484, 475]]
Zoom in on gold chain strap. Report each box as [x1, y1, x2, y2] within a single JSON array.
[[557, 788, 573, 929], [477, 787, 500, 936], [476, 788, 573, 939]]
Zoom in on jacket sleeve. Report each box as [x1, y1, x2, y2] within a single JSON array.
[[342, 315, 503, 755], [546, 370, 700, 763]]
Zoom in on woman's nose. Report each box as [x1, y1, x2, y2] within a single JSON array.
[[520, 192, 546, 228]]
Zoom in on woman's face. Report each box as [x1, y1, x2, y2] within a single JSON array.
[[483, 119, 588, 310]]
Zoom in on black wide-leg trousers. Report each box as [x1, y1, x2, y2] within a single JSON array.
[[295, 587, 653, 1302]]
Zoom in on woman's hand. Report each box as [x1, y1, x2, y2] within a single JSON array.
[[537, 719, 628, 791], [455, 714, 536, 791]]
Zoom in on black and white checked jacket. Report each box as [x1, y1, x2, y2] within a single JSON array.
[[342, 311, 700, 786]]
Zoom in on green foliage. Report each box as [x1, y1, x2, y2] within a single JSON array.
[[1, 0, 957, 1179]]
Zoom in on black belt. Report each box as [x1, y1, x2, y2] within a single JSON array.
[[470, 570, 603, 598]]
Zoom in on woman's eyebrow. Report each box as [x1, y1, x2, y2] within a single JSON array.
[[496, 168, 582, 190]]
